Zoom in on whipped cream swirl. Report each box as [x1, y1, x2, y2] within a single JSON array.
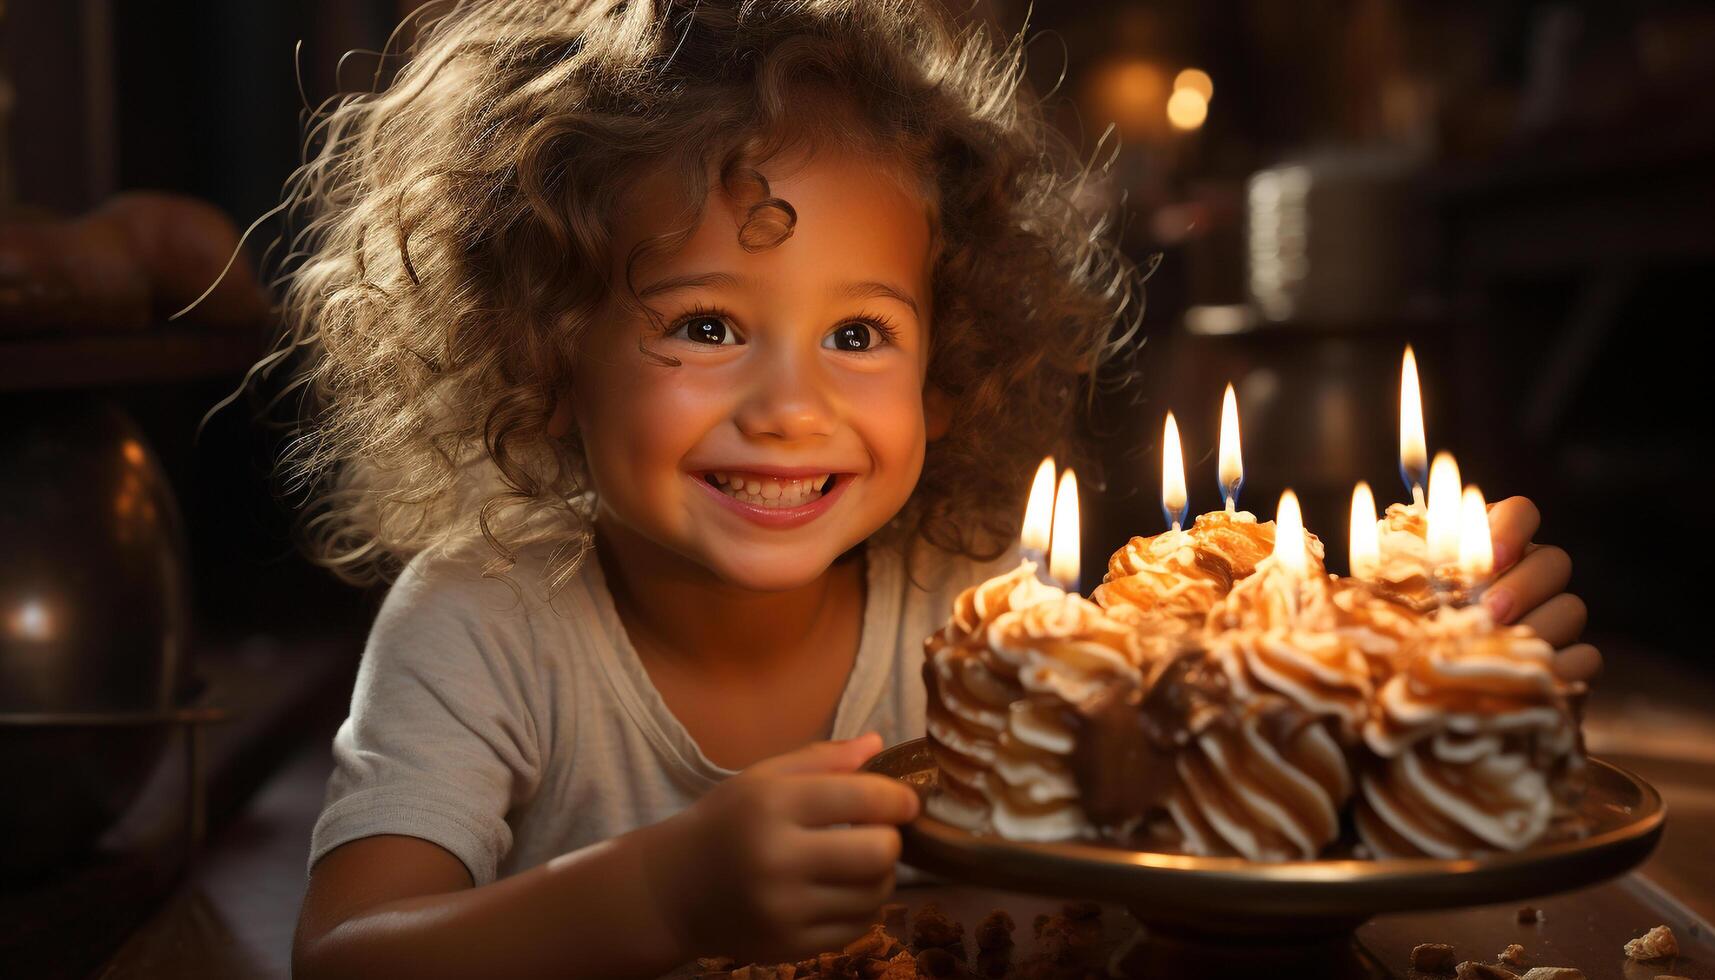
[[1204, 558, 1376, 741], [924, 563, 1152, 841], [1093, 511, 1325, 619], [1357, 605, 1582, 858], [1164, 695, 1352, 861]]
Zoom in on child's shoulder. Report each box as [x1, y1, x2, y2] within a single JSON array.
[[369, 542, 594, 660]]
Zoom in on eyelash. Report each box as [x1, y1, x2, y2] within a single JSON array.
[[663, 304, 902, 351]]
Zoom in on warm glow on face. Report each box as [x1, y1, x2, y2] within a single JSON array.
[[1272, 489, 1309, 578], [1163, 412, 1187, 529], [1426, 452, 1462, 566], [1022, 456, 1056, 556], [1400, 346, 1427, 497], [1166, 89, 1209, 130], [1219, 383, 1243, 506], [1459, 485, 1494, 579], [1350, 481, 1379, 580], [1050, 468, 1081, 592], [1174, 68, 1214, 100]]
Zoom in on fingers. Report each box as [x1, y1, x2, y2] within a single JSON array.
[[785, 774, 921, 827], [799, 876, 898, 921], [796, 826, 903, 883], [1485, 496, 1541, 574], [1553, 643, 1603, 683], [1483, 544, 1571, 625], [751, 733, 883, 777], [1517, 592, 1589, 649]]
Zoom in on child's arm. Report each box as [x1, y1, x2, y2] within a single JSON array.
[[293, 733, 918, 980], [1486, 496, 1600, 680]]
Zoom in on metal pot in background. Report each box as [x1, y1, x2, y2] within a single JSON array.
[[0, 395, 193, 878], [1247, 149, 1431, 328]]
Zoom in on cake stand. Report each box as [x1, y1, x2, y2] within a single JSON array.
[[867, 737, 1665, 978]]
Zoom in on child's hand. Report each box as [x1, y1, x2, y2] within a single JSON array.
[[647, 732, 920, 964], [1485, 497, 1601, 682]]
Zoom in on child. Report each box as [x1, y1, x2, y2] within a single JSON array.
[[284, 2, 1596, 977]]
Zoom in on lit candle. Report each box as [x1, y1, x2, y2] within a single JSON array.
[[1273, 488, 1310, 579], [1400, 346, 1427, 507], [1021, 456, 1055, 571], [1349, 481, 1379, 581], [1050, 468, 1081, 594], [1163, 412, 1188, 531], [1459, 485, 1494, 582], [1425, 451, 1462, 569], [1219, 383, 1243, 512]]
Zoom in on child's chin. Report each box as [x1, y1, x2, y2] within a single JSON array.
[[706, 551, 840, 594]]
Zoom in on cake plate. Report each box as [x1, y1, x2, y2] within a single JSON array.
[[867, 737, 1665, 977]]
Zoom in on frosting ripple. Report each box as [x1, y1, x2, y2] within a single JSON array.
[[1357, 605, 1582, 858]]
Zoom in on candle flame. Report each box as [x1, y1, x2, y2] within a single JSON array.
[[1459, 485, 1494, 580], [1426, 451, 1462, 567], [1350, 481, 1379, 580], [1272, 488, 1309, 578], [1163, 412, 1187, 530], [1022, 456, 1056, 557], [1400, 346, 1427, 500], [1050, 468, 1081, 593], [1219, 383, 1243, 509]]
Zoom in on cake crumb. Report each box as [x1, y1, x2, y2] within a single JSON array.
[[1515, 906, 1543, 924], [1498, 944, 1526, 966], [1519, 969, 1585, 980], [846, 923, 898, 959], [975, 910, 1016, 951], [911, 903, 965, 951], [1624, 925, 1679, 961], [1455, 963, 1518, 980], [698, 957, 737, 971], [1411, 943, 1458, 973], [879, 949, 918, 980]]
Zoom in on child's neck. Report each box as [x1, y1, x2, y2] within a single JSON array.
[[593, 517, 862, 673]]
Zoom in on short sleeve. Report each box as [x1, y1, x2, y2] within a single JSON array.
[[309, 556, 546, 886]]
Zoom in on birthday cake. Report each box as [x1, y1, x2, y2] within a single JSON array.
[[921, 511, 1586, 861]]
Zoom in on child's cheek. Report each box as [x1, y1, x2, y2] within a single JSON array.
[[573, 342, 725, 530], [835, 360, 928, 503]]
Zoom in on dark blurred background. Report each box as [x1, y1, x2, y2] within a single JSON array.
[[2, 1, 1712, 976]]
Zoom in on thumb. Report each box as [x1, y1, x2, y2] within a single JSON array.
[[748, 732, 884, 777]]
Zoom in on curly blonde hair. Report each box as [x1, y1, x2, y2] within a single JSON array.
[[268, 0, 1143, 591]]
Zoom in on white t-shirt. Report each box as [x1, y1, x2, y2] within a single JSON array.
[[309, 538, 1015, 885]]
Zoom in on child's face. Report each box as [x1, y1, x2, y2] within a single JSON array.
[[573, 148, 935, 592]]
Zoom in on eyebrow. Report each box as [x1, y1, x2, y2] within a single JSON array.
[[636, 271, 921, 318], [840, 280, 921, 318], [636, 271, 741, 299]]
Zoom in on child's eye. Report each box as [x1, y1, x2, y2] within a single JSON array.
[[823, 320, 891, 352], [670, 313, 742, 346]]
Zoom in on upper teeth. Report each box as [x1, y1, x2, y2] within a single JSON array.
[[707, 471, 831, 507]]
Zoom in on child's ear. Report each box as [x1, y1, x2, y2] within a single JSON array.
[[546, 390, 574, 439], [924, 384, 952, 441]]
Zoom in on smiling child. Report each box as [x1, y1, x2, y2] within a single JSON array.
[[285, 3, 1594, 977]]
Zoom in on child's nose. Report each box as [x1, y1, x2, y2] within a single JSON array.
[[733, 346, 837, 441]]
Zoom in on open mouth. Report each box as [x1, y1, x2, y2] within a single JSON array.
[[702, 471, 838, 509]]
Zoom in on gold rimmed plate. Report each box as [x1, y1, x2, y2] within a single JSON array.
[[867, 737, 1665, 939]]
